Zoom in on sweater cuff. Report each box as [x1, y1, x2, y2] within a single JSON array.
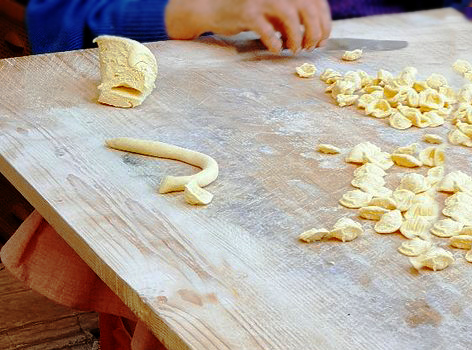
[[449, 0, 472, 19], [115, 0, 169, 42], [465, 6, 472, 19], [88, 0, 170, 43]]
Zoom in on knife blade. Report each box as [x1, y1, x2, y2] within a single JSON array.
[[323, 38, 408, 52]]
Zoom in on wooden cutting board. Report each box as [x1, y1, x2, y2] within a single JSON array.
[[1, 8, 472, 350]]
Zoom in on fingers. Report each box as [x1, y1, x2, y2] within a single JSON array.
[[300, 6, 322, 50], [300, 0, 332, 49], [268, 4, 303, 53], [250, 17, 282, 54], [249, 0, 332, 54], [317, 0, 333, 46]]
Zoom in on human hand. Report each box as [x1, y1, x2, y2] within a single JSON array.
[[166, 0, 332, 54]]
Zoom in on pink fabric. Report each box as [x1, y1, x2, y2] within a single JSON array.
[[0, 210, 165, 350]]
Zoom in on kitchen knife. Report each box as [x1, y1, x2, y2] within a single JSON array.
[[323, 38, 408, 52]]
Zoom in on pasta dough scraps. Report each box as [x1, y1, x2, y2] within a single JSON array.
[[94, 35, 158, 108]]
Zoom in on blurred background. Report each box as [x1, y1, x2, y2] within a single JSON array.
[[0, 0, 29, 59]]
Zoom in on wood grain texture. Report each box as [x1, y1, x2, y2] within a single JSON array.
[[1, 8, 472, 350], [0, 264, 98, 349]]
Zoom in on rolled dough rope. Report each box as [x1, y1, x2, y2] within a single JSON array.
[[105, 137, 219, 194]]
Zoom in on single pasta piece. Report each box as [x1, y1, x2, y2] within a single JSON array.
[[351, 174, 386, 189], [328, 217, 363, 242], [296, 63, 317, 78], [359, 206, 390, 221], [375, 69, 394, 86], [339, 190, 373, 209], [448, 128, 472, 147], [320, 68, 342, 83], [357, 91, 383, 109], [398, 173, 430, 194], [317, 144, 341, 154], [466, 250, 472, 263], [362, 153, 394, 171], [396, 66, 418, 87], [353, 163, 386, 177], [374, 210, 403, 234], [345, 142, 393, 170], [419, 88, 445, 111], [357, 70, 373, 87], [457, 84, 472, 103], [422, 134, 443, 144], [299, 228, 330, 243], [398, 106, 430, 128], [450, 235, 472, 249], [453, 104, 472, 124], [389, 111, 412, 130], [105, 137, 219, 197], [391, 153, 422, 168], [362, 186, 393, 198], [427, 166, 444, 184], [443, 206, 472, 226], [438, 171, 472, 193], [423, 111, 445, 127], [442, 193, 472, 226], [342, 49, 363, 61], [460, 226, 472, 235], [430, 219, 464, 238], [400, 217, 432, 240], [345, 142, 381, 163], [392, 189, 415, 212], [363, 85, 384, 94], [398, 238, 433, 257], [413, 81, 429, 93], [336, 94, 359, 107], [331, 79, 357, 97], [418, 146, 445, 167], [409, 247, 454, 271], [393, 143, 419, 155], [404, 196, 439, 220], [453, 59, 472, 75], [368, 197, 397, 210], [456, 121, 472, 138], [365, 99, 392, 119], [426, 73, 448, 90]]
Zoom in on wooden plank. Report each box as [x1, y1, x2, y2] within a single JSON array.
[[1, 8, 472, 350], [1, 315, 97, 350], [0, 264, 98, 349]]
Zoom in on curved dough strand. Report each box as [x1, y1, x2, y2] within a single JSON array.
[[106, 137, 219, 194]]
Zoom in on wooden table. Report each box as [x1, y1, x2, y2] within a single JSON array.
[[1, 8, 472, 350]]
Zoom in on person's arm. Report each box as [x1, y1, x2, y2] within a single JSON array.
[[165, 0, 332, 53], [27, 0, 331, 54], [443, 0, 472, 18], [27, 0, 169, 54]]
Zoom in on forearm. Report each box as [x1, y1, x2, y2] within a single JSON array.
[[27, 0, 170, 54]]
